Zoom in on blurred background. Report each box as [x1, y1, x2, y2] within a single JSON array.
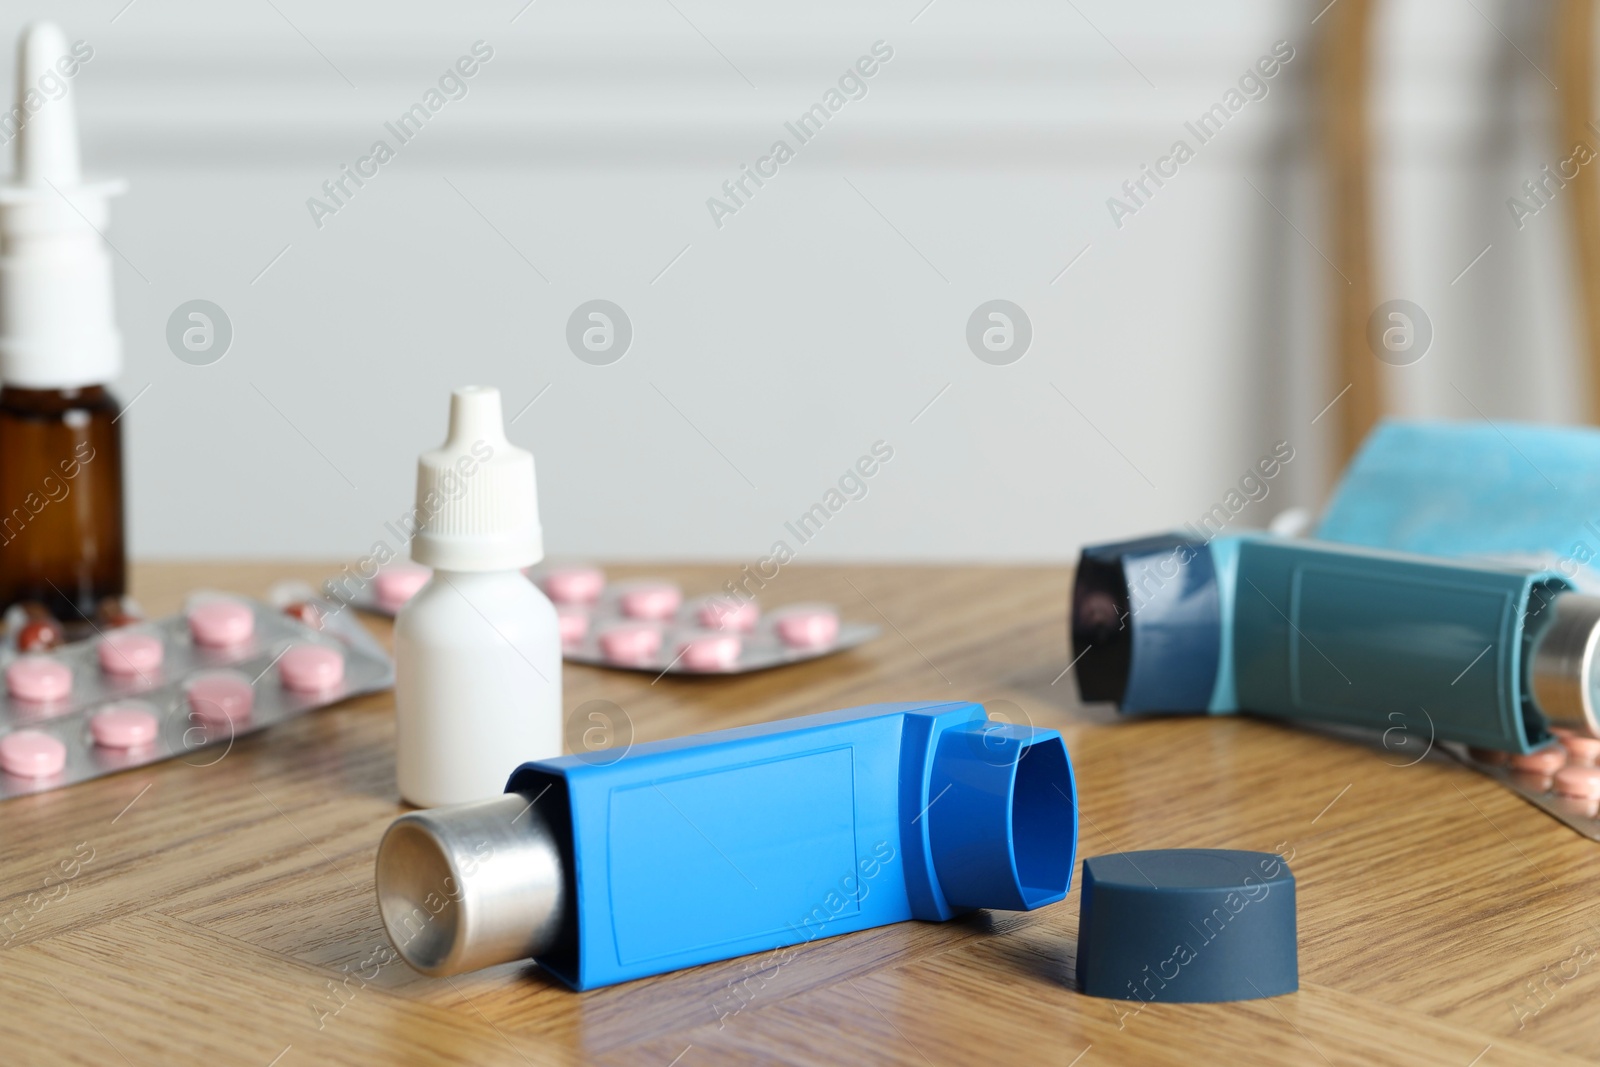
[[0, 0, 1587, 562]]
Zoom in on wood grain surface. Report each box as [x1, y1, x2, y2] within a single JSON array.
[[2, 561, 1598, 1066]]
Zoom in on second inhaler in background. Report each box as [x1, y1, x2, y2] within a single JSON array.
[[0, 24, 126, 618], [394, 387, 561, 808], [1071, 532, 1600, 751]]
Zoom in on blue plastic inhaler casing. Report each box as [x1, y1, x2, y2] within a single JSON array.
[[498, 700, 1078, 990]]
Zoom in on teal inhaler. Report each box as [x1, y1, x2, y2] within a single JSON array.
[[1071, 533, 1600, 752]]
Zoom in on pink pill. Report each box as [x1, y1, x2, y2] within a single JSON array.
[[98, 631, 163, 676], [775, 609, 840, 649], [558, 607, 589, 647], [619, 582, 682, 621], [678, 634, 741, 671], [188, 599, 254, 647], [1554, 793, 1600, 819], [186, 672, 254, 726], [543, 566, 606, 605], [0, 730, 65, 777], [90, 704, 159, 749], [1511, 769, 1555, 792], [1560, 733, 1600, 767], [698, 598, 759, 632], [6, 656, 71, 702], [375, 563, 431, 612], [599, 623, 662, 663], [1554, 764, 1600, 799], [279, 644, 345, 693], [1508, 747, 1567, 775]]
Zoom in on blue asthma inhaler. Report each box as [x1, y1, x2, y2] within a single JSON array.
[[375, 700, 1079, 989]]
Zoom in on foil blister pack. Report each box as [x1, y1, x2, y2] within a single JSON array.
[[0, 591, 393, 799], [543, 566, 878, 675], [340, 562, 879, 675], [1454, 733, 1600, 841]]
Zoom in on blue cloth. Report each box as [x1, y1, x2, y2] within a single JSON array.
[[1315, 419, 1600, 589]]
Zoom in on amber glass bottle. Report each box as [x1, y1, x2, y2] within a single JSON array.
[[0, 386, 124, 617]]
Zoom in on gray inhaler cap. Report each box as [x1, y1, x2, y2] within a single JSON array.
[[1075, 848, 1297, 1003]]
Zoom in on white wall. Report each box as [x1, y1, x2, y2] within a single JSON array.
[[0, 1, 1585, 562]]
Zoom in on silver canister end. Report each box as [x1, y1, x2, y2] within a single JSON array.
[[1530, 592, 1600, 739], [375, 791, 567, 977]]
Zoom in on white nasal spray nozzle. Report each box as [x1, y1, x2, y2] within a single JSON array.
[[0, 22, 124, 389]]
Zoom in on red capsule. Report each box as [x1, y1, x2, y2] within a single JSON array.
[[16, 618, 63, 652], [282, 601, 324, 630]]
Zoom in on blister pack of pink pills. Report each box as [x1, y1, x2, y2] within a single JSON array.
[[0, 591, 393, 799], [1457, 730, 1600, 840], [340, 561, 879, 674], [536, 565, 879, 675]]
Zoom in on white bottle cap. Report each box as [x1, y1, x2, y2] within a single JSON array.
[[0, 23, 124, 390], [411, 386, 544, 571]]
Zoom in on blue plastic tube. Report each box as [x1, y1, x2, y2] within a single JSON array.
[[378, 700, 1079, 988], [1071, 532, 1584, 752]]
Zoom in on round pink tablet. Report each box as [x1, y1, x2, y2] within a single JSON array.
[[188, 598, 254, 647], [599, 623, 662, 663], [619, 582, 682, 621], [558, 607, 589, 647], [98, 631, 163, 676], [775, 609, 840, 649], [1560, 733, 1600, 766], [1510, 769, 1555, 792], [1554, 794, 1600, 819], [6, 656, 71, 702], [186, 672, 254, 726], [1554, 764, 1600, 799], [0, 730, 65, 777], [90, 704, 159, 749], [698, 598, 759, 632], [543, 566, 605, 605], [678, 634, 741, 671], [1508, 746, 1567, 774], [375, 563, 431, 612], [279, 644, 345, 693]]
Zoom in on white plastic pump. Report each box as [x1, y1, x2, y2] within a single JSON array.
[[0, 22, 123, 389], [394, 387, 562, 808]]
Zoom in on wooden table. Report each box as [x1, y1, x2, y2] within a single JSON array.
[[2, 561, 1597, 1066]]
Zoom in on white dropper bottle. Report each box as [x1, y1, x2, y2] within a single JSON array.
[[395, 386, 561, 808]]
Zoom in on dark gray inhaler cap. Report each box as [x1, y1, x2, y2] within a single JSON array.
[[1076, 848, 1297, 1003]]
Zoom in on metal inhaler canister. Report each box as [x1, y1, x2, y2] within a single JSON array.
[[375, 700, 1078, 989], [1071, 533, 1600, 752]]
